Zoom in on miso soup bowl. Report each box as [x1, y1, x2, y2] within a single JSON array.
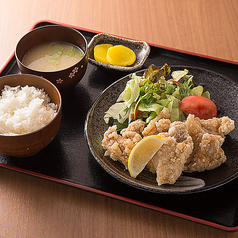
[[15, 25, 88, 94], [0, 74, 62, 157]]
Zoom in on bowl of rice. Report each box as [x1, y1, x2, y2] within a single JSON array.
[[0, 74, 62, 157]]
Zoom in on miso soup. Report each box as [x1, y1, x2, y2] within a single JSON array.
[[22, 41, 84, 72]]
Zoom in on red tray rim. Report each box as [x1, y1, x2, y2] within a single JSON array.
[[0, 19, 238, 232]]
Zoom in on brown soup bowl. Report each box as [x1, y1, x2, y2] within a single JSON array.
[[15, 25, 88, 94], [0, 74, 62, 157]]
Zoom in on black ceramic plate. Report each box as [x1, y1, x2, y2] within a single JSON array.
[[85, 66, 238, 194]]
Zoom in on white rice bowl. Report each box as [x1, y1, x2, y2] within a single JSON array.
[[0, 85, 58, 135]]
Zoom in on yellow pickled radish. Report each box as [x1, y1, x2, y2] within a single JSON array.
[[128, 135, 168, 178], [94, 44, 113, 64], [106, 45, 136, 66]]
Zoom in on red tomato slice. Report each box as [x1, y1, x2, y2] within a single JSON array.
[[179, 96, 217, 119]]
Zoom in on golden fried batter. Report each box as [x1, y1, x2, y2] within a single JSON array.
[[194, 116, 234, 137], [102, 125, 128, 165], [184, 133, 226, 172], [102, 120, 145, 167], [102, 108, 235, 186], [147, 121, 193, 185], [142, 108, 171, 136], [184, 114, 234, 172]]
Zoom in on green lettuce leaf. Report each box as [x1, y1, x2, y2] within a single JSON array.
[[120, 74, 140, 107]]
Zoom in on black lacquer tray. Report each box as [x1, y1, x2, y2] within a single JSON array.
[[1, 20, 238, 231]]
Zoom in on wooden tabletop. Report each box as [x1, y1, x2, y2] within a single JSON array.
[[0, 0, 238, 237]]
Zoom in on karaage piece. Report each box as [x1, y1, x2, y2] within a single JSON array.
[[147, 121, 194, 185], [185, 114, 207, 154], [102, 120, 145, 167], [195, 116, 235, 137], [184, 133, 226, 172], [121, 119, 145, 156], [102, 107, 235, 186], [142, 108, 171, 137], [184, 114, 234, 172], [102, 125, 128, 165]]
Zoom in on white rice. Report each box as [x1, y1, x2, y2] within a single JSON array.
[[0, 85, 58, 135]]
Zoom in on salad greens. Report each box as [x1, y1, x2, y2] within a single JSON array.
[[104, 64, 210, 130]]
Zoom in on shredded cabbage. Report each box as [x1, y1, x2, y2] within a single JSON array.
[[104, 102, 129, 124]]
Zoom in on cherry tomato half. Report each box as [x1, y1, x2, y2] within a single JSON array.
[[179, 96, 217, 119]]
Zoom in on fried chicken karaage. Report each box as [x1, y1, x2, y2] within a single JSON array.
[[102, 109, 235, 186]]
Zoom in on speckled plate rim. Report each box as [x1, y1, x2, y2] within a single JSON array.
[[87, 33, 150, 72], [84, 65, 238, 194]]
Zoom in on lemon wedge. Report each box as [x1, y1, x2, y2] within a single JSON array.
[[128, 135, 168, 178], [94, 44, 113, 64]]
